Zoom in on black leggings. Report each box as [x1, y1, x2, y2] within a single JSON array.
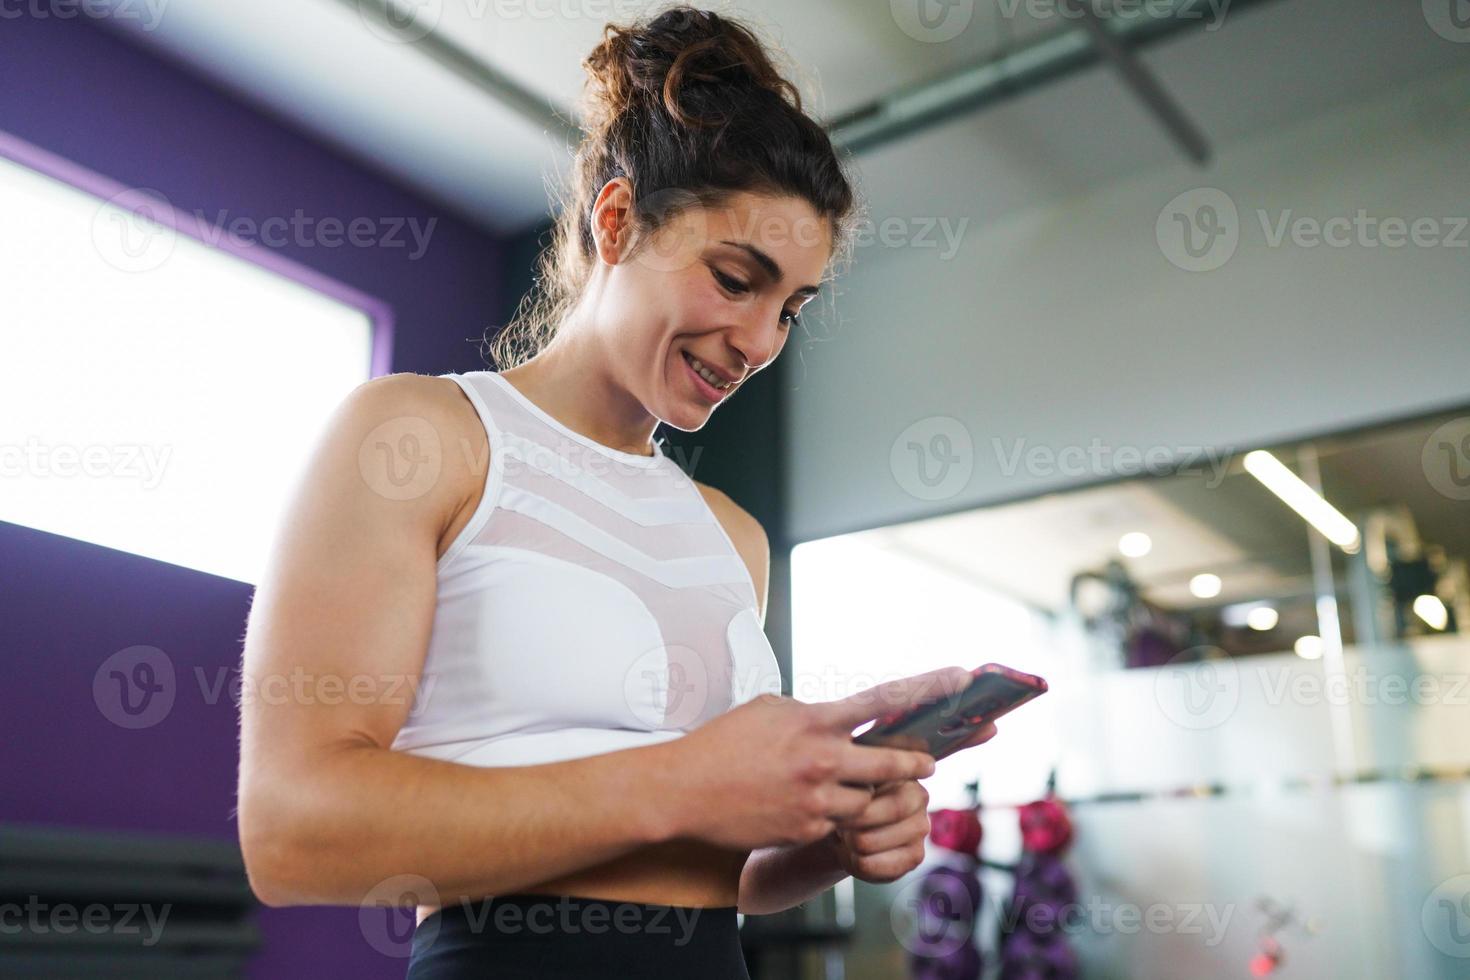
[[405, 893, 750, 979]]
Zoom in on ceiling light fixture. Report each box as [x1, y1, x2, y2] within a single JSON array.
[[1243, 450, 1361, 553], [1118, 531, 1152, 557], [1189, 573, 1222, 599], [1413, 594, 1449, 631]]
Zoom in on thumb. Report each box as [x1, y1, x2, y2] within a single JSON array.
[[817, 666, 974, 731]]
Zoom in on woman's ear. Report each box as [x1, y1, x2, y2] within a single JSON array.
[[590, 177, 637, 263]]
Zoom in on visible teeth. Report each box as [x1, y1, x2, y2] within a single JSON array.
[[687, 354, 733, 390]]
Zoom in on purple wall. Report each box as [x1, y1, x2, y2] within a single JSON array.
[[0, 12, 510, 978]]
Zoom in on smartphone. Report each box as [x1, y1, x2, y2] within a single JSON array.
[[851, 663, 1048, 759]]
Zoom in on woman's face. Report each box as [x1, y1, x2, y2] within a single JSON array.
[[586, 181, 833, 431]]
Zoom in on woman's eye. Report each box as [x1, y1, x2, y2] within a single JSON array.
[[713, 269, 749, 294], [715, 267, 798, 329]]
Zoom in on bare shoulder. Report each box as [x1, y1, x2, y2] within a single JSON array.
[[338, 371, 487, 520], [693, 481, 770, 620]]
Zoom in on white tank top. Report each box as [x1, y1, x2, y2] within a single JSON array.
[[390, 370, 784, 768]]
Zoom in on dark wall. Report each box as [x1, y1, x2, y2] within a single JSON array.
[[0, 12, 509, 978]]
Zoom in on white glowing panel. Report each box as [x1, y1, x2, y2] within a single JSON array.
[[0, 151, 377, 584]]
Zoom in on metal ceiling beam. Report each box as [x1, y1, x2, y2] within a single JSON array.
[[825, 0, 1280, 161], [1063, 0, 1212, 164]]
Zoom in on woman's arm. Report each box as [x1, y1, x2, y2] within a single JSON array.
[[738, 835, 848, 915], [237, 374, 685, 907]]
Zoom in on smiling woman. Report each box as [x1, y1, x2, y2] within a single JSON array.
[[234, 5, 971, 980]]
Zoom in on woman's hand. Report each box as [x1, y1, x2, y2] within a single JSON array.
[[827, 721, 998, 884], [663, 667, 978, 851]]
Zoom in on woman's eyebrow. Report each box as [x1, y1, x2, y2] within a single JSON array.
[[719, 239, 821, 297]]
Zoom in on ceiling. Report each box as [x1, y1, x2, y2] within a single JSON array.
[[89, 0, 1466, 236]]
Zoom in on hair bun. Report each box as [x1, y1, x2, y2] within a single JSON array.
[[582, 5, 800, 132]]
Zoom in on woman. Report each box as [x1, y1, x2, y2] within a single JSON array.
[[236, 6, 996, 977]]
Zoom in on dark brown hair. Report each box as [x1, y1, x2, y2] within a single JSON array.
[[489, 3, 862, 369]]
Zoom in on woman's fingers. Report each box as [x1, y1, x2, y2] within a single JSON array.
[[963, 721, 999, 748], [820, 781, 881, 822], [842, 808, 931, 857], [837, 743, 934, 786], [838, 778, 928, 830], [933, 721, 999, 760], [847, 841, 928, 883]]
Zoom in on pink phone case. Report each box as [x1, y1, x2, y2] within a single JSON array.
[[851, 663, 1048, 759]]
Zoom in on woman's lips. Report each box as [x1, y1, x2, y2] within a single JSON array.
[[681, 351, 732, 403]]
